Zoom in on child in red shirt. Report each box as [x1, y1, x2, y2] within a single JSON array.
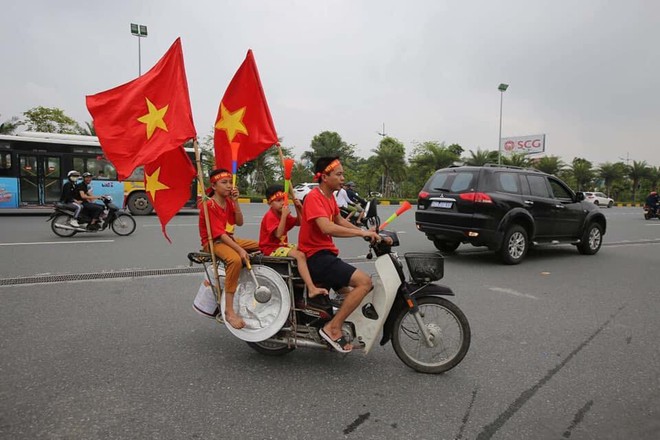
[[259, 184, 327, 298], [199, 168, 259, 329]]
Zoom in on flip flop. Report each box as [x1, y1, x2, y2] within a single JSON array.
[[319, 327, 352, 353]]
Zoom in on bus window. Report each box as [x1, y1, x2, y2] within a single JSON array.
[[0, 152, 11, 177]]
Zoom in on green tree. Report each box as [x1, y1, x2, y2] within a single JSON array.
[[569, 157, 595, 191], [534, 156, 564, 175], [597, 162, 626, 197], [646, 166, 660, 191], [371, 137, 406, 198], [628, 160, 650, 203], [502, 153, 529, 167], [0, 114, 20, 134], [465, 148, 498, 166], [80, 121, 96, 136], [301, 131, 357, 168], [446, 143, 464, 157], [22, 106, 82, 134], [409, 141, 460, 183]]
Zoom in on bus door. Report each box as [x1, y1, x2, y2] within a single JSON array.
[[18, 154, 62, 205]]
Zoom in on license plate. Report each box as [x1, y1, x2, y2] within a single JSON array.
[[431, 201, 452, 209]]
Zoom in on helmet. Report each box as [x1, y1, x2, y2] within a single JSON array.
[[651, 191, 657, 196], [82, 172, 92, 178], [67, 170, 80, 178], [346, 181, 356, 187]]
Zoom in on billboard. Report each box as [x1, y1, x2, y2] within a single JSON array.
[[500, 134, 546, 156]]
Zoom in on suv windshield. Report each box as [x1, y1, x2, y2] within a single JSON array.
[[427, 170, 477, 193]]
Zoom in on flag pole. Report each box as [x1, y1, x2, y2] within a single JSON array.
[[193, 138, 223, 309], [275, 143, 295, 201]]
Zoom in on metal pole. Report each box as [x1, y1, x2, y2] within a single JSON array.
[[138, 36, 142, 76], [498, 90, 504, 166]]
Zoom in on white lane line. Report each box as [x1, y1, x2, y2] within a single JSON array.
[[0, 239, 115, 246], [488, 287, 538, 300]]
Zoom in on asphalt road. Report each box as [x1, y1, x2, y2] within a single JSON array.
[[1, 206, 659, 439]]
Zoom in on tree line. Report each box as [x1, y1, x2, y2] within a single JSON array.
[[2, 107, 657, 202]]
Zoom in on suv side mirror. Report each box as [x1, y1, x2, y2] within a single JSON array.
[[576, 192, 585, 202]]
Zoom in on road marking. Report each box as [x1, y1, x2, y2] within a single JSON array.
[[488, 287, 538, 300], [0, 239, 114, 246]]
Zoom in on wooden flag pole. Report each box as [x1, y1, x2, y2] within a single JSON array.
[[193, 138, 223, 308]]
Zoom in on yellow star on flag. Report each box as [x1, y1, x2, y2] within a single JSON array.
[[145, 167, 170, 201], [138, 98, 169, 139], [215, 103, 248, 143]]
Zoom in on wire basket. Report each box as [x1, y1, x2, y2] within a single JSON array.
[[404, 252, 444, 282]]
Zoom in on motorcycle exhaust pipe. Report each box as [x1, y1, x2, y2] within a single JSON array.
[[264, 336, 328, 350]]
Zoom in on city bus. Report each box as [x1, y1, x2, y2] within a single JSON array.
[[0, 131, 201, 214]]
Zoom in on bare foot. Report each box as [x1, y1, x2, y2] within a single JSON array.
[[308, 286, 329, 298], [225, 312, 245, 329]]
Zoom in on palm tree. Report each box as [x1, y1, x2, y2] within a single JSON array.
[[533, 156, 564, 176], [569, 158, 594, 191], [597, 162, 626, 197], [371, 137, 406, 198], [502, 153, 529, 167], [0, 115, 20, 134], [628, 160, 650, 203], [646, 166, 660, 191], [80, 121, 96, 136], [465, 148, 498, 166]]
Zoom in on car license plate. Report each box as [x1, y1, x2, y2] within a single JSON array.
[[431, 201, 452, 209]]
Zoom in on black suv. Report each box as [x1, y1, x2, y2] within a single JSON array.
[[415, 165, 607, 264]]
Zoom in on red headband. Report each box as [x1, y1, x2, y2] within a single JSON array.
[[210, 171, 232, 184], [314, 159, 341, 180], [267, 191, 286, 203]]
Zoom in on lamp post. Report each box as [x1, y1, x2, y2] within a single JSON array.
[[130, 23, 148, 76], [497, 83, 509, 165]]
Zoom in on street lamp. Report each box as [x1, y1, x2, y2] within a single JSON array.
[[497, 83, 509, 165], [130, 23, 148, 76]]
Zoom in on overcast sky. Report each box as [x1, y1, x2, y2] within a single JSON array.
[[2, 0, 658, 167]]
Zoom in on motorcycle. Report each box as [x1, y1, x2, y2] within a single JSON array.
[[339, 197, 380, 229], [643, 203, 659, 220], [48, 195, 137, 237], [189, 219, 471, 374]]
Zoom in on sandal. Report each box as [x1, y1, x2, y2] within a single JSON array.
[[319, 327, 352, 353]]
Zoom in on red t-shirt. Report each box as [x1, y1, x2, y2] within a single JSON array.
[[198, 198, 236, 248], [259, 208, 298, 255], [298, 187, 340, 258]]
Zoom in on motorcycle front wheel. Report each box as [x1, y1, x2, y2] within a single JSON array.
[[51, 214, 77, 237], [246, 340, 295, 356], [391, 296, 470, 374], [111, 213, 137, 236]]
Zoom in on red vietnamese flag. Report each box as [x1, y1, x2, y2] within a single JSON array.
[[144, 146, 196, 242], [86, 38, 196, 180], [214, 49, 278, 170]]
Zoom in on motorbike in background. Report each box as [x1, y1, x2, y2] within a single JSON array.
[[339, 197, 380, 229], [643, 203, 659, 220], [48, 195, 136, 237]]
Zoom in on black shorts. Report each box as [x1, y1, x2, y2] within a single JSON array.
[[307, 250, 356, 291]]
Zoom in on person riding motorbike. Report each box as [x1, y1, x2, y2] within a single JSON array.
[[645, 191, 659, 216], [76, 172, 104, 229], [59, 170, 83, 228], [344, 182, 366, 225], [298, 156, 380, 352]]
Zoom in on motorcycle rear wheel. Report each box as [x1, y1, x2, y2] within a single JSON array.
[[392, 296, 470, 374], [246, 340, 295, 356], [51, 214, 77, 237], [111, 213, 136, 236]]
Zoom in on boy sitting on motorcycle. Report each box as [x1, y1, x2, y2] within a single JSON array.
[[258, 184, 327, 298], [298, 157, 380, 352], [198, 168, 259, 329]]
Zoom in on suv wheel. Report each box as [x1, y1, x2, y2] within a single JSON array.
[[432, 239, 460, 253], [500, 225, 528, 265], [577, 223, 603, 255]]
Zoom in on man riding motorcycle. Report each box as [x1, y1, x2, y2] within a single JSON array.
[[59, 170, 83, 228], [645, 191, 659, 217], [76, 172, 104, 229]]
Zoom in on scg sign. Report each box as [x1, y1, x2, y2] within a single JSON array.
[[501, 134, 546, 155]]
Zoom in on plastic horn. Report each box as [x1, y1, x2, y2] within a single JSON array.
[[283, 158, 295, 204], [378, 200, 412, 231], [230, 142, 240, 188]]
